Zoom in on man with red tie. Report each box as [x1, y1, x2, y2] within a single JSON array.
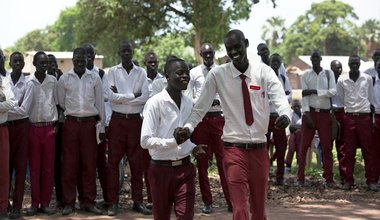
[[174, 29, 291, 220]]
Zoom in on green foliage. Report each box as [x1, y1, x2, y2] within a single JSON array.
[[10, 29, 52, 53], [278, 0, 359, 63], [261, 16, 286, 49], [356, 19, 380, 60]]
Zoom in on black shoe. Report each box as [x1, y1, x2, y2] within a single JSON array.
[[26, 207, 38, 216], [62, 205, 74, 215], [227, 205, 233, 212], [341, 182, 351, 191], [8, 209, 20, 219], [132, 203, 152, 215], [40, 206, 55, 215], [202, 204, 212, 214], [84, 206, 102, 215], [368, 183, 379, 192], [107, 204, 118, 216], [0, 212, 9, 220], [146, 203, 153, 210]]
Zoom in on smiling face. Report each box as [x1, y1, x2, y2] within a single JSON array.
[[72, 49, 87, 75], [224, 31, 249, 67], [167, 60, 190, 91]]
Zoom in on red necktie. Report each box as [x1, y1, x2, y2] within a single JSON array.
[[239, 74, 254, 125]]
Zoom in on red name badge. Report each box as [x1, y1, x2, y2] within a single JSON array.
[[250, 85, 261, 90]]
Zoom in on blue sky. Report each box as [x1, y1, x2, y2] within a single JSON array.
[[0, 0, 379, 49]]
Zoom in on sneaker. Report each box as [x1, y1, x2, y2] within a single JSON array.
[[62, 205, 74, 215], [107, 204, 118, 216], [324, 181, 336, 189], [26, 207, 38, 216], [341, 182, 351, 191], [368, 183, 379, 192], [202, 204, 212, 214], [40, 206, 55, 215], [8, 209, 20, 219], [84, 206, 102, 215]]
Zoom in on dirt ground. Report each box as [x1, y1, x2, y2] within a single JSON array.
[[18, 172, 380, 220]]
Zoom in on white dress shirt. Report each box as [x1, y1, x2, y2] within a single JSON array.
[[151, 77, 167, 96], [5, 72, 33, 121], [290, 110, 302, 128], [184, 65, 205, 104], [301, 69, 337, 112], [190, 64, 222, 112], [57, 69, 105, 131], [364, 66, 378, 78], [185, 61, 291, 143], [0, 76, 17, 123], [107, 63, 150, 114], [337, 72, 373, 113], [373, 75, 380, 114], [28, 74, 58, 123], [147, 72, 163, 97], [141, 89, 196, 160], [269, 72, 292, 113], [89, 65, 112, 126]]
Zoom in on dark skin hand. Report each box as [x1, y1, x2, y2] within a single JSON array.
[[99, 133, 106, 142], [274, 115, 290, 129], [303, 112, 314, 129], [192, 144, 207, 159], [173, 127, 191, 145], [110, 85, 141, 98]]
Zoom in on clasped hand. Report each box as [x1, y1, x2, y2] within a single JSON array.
[[274, 115, 290, 129], [173, 127, 191, 145]]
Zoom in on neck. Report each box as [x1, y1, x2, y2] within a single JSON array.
[[147, 70, 157, 80], [313, 66, 322, 74], [233, 59, 249, 73], [166, 87, 182, 109], [122, 61, 133, 73], [87, 64, 94, 70], [35, 71, 46, 83], [262, 57, 269, 65], [349, 70, 360, 81]]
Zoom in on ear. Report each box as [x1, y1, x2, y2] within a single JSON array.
[[245, 39, 249, 48]]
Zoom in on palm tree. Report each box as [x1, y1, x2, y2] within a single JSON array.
[[261, 16, 286, 49], [358, 19, 380, 60]]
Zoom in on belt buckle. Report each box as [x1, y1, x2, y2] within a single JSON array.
[[171, 160, 182, 166], [352, 112, 360, 116], [244, 143, 250, 150], [315, 108, 321, 112]]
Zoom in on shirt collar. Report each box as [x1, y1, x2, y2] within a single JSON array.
[[67, 68, 93, 78], [230, 61, 252, 79]]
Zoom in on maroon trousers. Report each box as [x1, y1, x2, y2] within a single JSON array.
[[8, 118, 29, 210], [106, 115, 144, 204], [266, 116, 287, 183], [334, 111, 346, 182], [223, 145, 269, 220], [148, 162, 196, 220], [297, 111, 334, 183], [0, 126, 9, 213], [97, 139, 108, 200], [340, 114, 376, 185], [191, 114, 230, 207], [374, 115, 380, 182], [61, 119, 98, 207], [28, 124, 55, 208], [142, 149, 152, 203], [285, 129, 301, 166]]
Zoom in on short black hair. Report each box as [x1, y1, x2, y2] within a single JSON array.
[[33, 51, 47, 63], [10, 51, 23, 61], [73, 47, 86, 57], [225, 29, 245, 41], [164, 55, 186, 76], [83, 43, 96, 53], [270, 53, 281, 60]]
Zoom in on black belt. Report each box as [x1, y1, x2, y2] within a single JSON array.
[[270, 113, 279, 118], [346, 112, 371, 117], [7, 118, 29, 125], [112, 111, 141, 119], [310, 107, 331, 113], [205, 111, 222, 117], [0, 122, 8, 127], [31, 122, 55, 127], [223, 142, 266, 150], [333, 108, 345, 112], [151, 156, 191, 167], [65, 115, 97, 122]]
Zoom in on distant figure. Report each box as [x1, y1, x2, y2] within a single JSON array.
[[337, 55, 378, 192], [47, 54, 63, 79], [0, 49, 6, 77], [364, 48, 380, 78], [257, 43, 286, 76], [285, 99, 302, 172]]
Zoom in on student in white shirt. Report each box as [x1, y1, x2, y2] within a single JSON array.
[[58, 48, 105, 215], [337, 55, 378, 192], [175, 30, 291, 220], [105, 40, 151, 216], [6, 52, 33, 219], [372, 60, 380, 187], [189, 43, 231, 214], [364, 49, 380, 78], [0, 75, 16, 220], [141, 56, 206, 220], [25, 52, 58, 216]]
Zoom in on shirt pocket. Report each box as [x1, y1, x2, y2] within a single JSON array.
[[248, 84, 267, 111]]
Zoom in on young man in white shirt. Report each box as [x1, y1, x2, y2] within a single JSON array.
[[0, 75, 16, 220], [25, 52, 58, 216], [337, 55, 378, 192], [141, 56, 206, 220], [175, 30, 291, 220], [6, 52, 33, 219], [189, 43, 231, 214], [297, 50, 336, 187], [58, 47, 105, 215], [364, 49, 380, 78], [105, 40, 151, 216]]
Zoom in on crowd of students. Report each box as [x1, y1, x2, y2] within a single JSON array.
[[0, 29, 379, 220]]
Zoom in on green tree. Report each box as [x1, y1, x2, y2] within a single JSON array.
[[279, 0, 358, 63], [261, 16, 286, 49], [357, 19, 380, 60], [10, 29, 51, 53]]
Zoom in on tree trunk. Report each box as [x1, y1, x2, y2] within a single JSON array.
[[194, 31, 202, 65]]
